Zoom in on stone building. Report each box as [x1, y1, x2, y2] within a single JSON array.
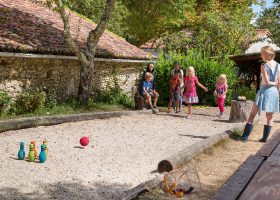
[[0, 0, 152, 101]]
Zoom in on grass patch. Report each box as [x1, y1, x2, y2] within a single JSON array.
[[0, 102, 130, 120], [230, 128, 243, 141], [203, 138, 228, 156]]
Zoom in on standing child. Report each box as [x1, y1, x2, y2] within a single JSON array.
[[183, 66, 208, 118], [141, 72, 159, 109], [167, 71, 182, 113], [241, 46, 280, 142], [214, 74, 228, 118]]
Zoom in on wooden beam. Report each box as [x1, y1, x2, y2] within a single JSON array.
[[256, 129, 280, 157], [239, 162, 280, 200], [213, 155, 264, 200]]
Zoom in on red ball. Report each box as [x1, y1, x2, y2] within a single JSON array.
[[80, 136, 89, 146]]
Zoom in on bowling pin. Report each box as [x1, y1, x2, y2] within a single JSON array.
[[31, 141, 37, 158], [18, 141, 25, 160], [39, 144, 47, 163], [28, 144, 35, 162]]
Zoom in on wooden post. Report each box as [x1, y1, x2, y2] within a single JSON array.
[[134, 95, 146, 110], [229, 100, 254, 123]]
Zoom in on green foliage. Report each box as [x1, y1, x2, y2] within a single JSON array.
[[65, 0, 128, 38], [256, 0, 280, 46], [155, 50, 238, 106], [0, 90, 11, 115], [45, 89, 57, 108], [94, 86, 134, 108], [236, 86, 256, 100], [189, 0, 258, 56], [121, 0, 196, 45], [14, 90, 46, 115]]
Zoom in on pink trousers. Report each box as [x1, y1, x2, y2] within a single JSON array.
[[217, 98, 225, 113]]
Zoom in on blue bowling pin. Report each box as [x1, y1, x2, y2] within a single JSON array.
[[39, 144, 47, 163], [18, 141, 25, 160]]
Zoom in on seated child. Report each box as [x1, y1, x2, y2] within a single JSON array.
[[167, 71, 183, 113], [141, 72, 159, 109]]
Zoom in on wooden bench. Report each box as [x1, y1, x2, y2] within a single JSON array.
[[213, 129, 280, 200]]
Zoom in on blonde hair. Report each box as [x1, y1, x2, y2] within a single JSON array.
[[187, 66, 195, 76], [219, 74, 227, 83], [261, 46, 275, 60], [145, 72, 153, 79]]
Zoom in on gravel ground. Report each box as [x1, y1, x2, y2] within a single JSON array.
[[0, 107, 243, 200]]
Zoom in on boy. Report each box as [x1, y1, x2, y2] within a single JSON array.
[[141, 72, 159, 109]]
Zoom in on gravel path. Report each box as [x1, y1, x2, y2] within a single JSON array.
[[0, 107, 243, 200]]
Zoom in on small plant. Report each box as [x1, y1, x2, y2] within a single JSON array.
[[45, 89, 57, 108], [0, 90, 11, 116], [14, 89, 46, 115]]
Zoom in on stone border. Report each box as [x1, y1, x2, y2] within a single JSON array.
[[0, 110, 152, 133], [122, 124, 245, 200]]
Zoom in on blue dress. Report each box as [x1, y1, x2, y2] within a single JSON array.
[[255, 63, 279, 114]]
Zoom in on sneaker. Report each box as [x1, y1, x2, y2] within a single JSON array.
[[153, 105, 158, 109], [219, 113, 224, 118]]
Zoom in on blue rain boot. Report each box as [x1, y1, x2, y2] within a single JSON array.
[[241, 123, 253, 141], [259, 125, 272, 143]]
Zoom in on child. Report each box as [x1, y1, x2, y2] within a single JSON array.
[[241, 46, 280, 142], [214, 74, 228, 118], [171, 61, 184, 112], [167, 71, 182, 113], [183, 66, 208, 118], [141, 72, 159, 109]]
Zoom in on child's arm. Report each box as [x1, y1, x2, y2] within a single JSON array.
[[197, 80, 208, 92], [261, 64, 277, 86]]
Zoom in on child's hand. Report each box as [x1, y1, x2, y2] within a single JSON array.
[[214, 91, 217, 96], [204, 87, 208, 92]]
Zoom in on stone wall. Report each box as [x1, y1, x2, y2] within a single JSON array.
[[0, 54, 148, 101]]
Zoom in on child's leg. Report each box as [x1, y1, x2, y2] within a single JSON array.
[[179, 96, 182, 111], [175, 100, 179, 112], [145, 94, 152, 108], [167, 96, 173, 112], [153, 93, 158, 107], [188, 104, 192, 116], [217, 98, 225, 113]]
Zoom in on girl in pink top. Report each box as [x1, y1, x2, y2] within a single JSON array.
[[214, 74, 228, 118], [183, 66, 208, 118]]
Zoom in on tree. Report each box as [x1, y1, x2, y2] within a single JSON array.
[[65, 0, 128, 38], [121, 0, 196, 46], [50, 0, 115, 104], [256, 0, 280, 46]]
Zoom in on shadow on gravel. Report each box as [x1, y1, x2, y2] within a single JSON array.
[[0, 181, 129, 200], [212, 119, 232, 123], [178, 134, 209, 139]]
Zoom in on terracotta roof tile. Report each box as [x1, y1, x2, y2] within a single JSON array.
[[0, 0, 151, 60]]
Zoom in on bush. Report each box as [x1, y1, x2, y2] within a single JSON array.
[[0, 90, 11, 115], [14, 89, 46, 115], [155, 50, 238, 106], [236, 86, 256, 100], [94, 85, 134, 108]]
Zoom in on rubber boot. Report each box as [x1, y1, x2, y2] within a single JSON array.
[[259, 125, 272, 143], [241, 123, 253, 141]]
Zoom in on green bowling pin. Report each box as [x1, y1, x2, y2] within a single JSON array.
[[28, 144, 35, 162]]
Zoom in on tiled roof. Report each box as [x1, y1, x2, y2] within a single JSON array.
[[0, 0, 151, 60]]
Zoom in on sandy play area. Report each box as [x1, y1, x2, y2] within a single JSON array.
[[0, 107, 242, 200]]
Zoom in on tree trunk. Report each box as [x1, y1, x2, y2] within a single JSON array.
[[78, 61, 94, 104], [229, 100, 254, 123]]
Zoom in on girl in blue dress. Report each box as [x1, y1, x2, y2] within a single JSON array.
[[241, 46, 280, 142]]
